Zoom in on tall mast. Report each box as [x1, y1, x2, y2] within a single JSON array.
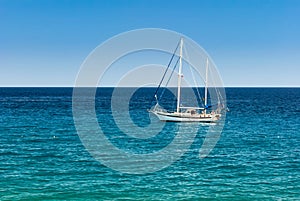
[[176, 38, 183, 113], [204, 57, 208, 114]]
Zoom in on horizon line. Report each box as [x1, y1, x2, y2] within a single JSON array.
[[0, 85, 299, 88]]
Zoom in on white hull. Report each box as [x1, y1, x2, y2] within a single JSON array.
[[151, 111, 220, 122]]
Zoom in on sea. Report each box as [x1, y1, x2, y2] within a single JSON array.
[[0, 87, 299, 200]]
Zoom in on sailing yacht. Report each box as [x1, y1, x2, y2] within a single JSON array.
[[149, 38, 222, 122]]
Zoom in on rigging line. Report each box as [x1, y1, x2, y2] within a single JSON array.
[[184, 39, 217, 108], [153, 40, 181, 99], [183, 44, 204, 107], [158, 57, 180, 101], [207, 64, 224, 109]]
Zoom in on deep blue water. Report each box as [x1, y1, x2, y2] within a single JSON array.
[[0, 87, 299, 200]]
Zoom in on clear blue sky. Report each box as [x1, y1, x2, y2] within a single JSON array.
[[0, 0, 299, 86]]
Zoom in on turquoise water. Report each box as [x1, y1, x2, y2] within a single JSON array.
[[0, 88, 299, 200]]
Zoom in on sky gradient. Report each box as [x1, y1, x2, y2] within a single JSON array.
[[0, 0, 299, 87]]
